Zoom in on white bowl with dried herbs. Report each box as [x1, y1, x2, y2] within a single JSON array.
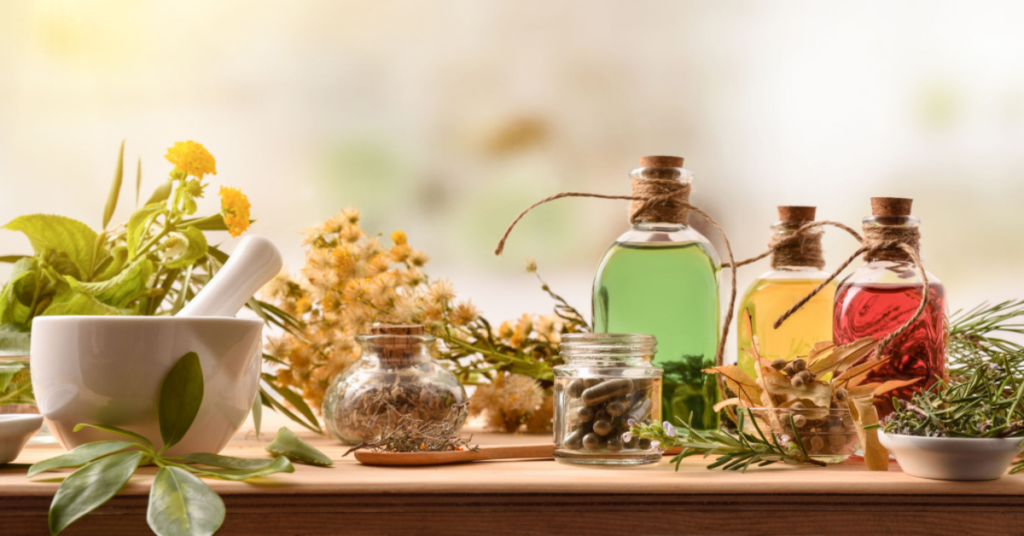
[[873, 364, 1024, 481]]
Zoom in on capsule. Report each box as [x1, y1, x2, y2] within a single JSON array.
[[581, 378, 634, 406], [606, 400, 625, 417], [626, 397, 652, 423], [566, 379, 585, 399], [606, 435, 624, 453], [583, 378, 603, 388], [564, 429, 584, 450], [593, 419, 613, 436], [582, 433, 603, 451], [576, 406, 594, 423]]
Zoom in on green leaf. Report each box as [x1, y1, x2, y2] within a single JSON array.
[[0, 258, 37, 325], [259, 387, 322, 434], [29, 441, 138, 478], [252, 391, 262, 440], [95, 245, 129, 282], [162, 227, 208, 270], [147, 466, 225, 536], [159, 352, 204, 451], [145, 180, 173, 207], [48, 451, 143, 535], [181, 454, 294, 481], [4, 215, 100, 280], [261, 374, 319, 430], [135, 158, 142, 208], [181, 453, 276, 470], [64, 257, 155, 309], [178, 214, 229, 232], [265, 427, 333, 467], [102, 140, 125, 230], [0, 255, 28, 263], [73, 423, 154, 450], [126, 203, 165, 259], [42, 292, 125, 317]]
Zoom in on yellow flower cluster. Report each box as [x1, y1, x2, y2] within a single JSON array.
[[219, 186, 251, 237], [264, 207, 589, 426], [263, 207, 447, 409], [164, 140, 217, 180]]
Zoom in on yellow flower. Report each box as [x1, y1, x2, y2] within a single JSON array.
[[165, 140, 217, 180], [219, 186, 251, 237], [341, 206, 361, 224], [525, 256, 537, 274], [391, 230, 408, 246], [427, 279, 455, 305], [408, 250, 430, 267], [451, 300, 480, 327]]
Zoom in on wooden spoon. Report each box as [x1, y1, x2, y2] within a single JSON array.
[[354, 444, 553, 466]]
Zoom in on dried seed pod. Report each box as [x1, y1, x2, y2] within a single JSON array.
[[809, 435, 825, 452], [783, 364, 796, 376], [835, 388, 849, 402], [797, 370, 813, 383], [792, 359, 807, 372], [791, 376, 805, 388], [792, 414, 807, 428], [770, 358, 788, 371]]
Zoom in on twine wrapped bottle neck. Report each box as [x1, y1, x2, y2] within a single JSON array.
[[862, 225, 921, 263], [628, 178, 691, 225], [769, 226, 825, 270]]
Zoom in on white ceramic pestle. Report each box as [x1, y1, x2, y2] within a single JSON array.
[[177, 235, 283, 317]]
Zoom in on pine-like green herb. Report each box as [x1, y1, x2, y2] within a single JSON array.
[[878, 364, 1024, 439], [629, 410, 826, 472], [949, 300, 1024, 378]]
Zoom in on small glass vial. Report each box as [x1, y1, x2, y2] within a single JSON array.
[[737, 206, 836, 378], [833, 198, 947, 418], [554, 333, 662, 466], [322, 324, 467, 445]]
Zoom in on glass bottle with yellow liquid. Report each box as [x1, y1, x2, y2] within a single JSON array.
[[593, 156, 721, 430], [737, 206, 835, 378]]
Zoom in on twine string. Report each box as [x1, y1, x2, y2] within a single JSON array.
[[772, 225, 930, 358]]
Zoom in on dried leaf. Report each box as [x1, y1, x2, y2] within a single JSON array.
[[713, 397, 747, 412], [808, 337, 878, 376], [704, 365, 762, 407], [848, 396, 888, 471], [759, 367, 833, 408], [832, 353, 890, 389], [847, 377, 922, 399]]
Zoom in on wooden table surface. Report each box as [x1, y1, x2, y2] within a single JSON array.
[[3, 412, 1024, 536]]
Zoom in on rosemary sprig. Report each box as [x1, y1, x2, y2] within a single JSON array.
[[949, 300, 1024, 377], [629, 410, 826, 472]]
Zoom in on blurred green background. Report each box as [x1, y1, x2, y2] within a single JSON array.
[[1, 0, 1023, 362]]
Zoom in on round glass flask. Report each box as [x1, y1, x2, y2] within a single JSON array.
[[322, 324, 467, 445], [553, 333, 663, 466]]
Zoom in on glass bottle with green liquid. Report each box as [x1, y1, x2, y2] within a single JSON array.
[[592, 156, 721, 430]]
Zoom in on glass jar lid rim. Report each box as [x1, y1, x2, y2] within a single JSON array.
[[560, 333, 656, 357], [355, 333, 436, 343]]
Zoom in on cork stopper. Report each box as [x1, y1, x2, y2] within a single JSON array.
[[370, 324, 425, 336], [367, 324, 428, 366], [777, 206, 816, 222], [639, 155, 684, 168], [871, 197, 913, 217]]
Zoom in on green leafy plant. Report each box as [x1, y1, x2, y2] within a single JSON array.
[[876, 363, 1024, 440], [0, 140, 317, 433], [29, 351, 330, 535], [0, 362, 33, 406], [629, 410, 826, 472]]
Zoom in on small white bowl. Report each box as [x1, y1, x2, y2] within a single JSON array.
[[0, 414, 44, 464], [879, 431, 1024, 481]]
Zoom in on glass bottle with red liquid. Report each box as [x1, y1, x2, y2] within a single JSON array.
[[833, 198, 947, 418]]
